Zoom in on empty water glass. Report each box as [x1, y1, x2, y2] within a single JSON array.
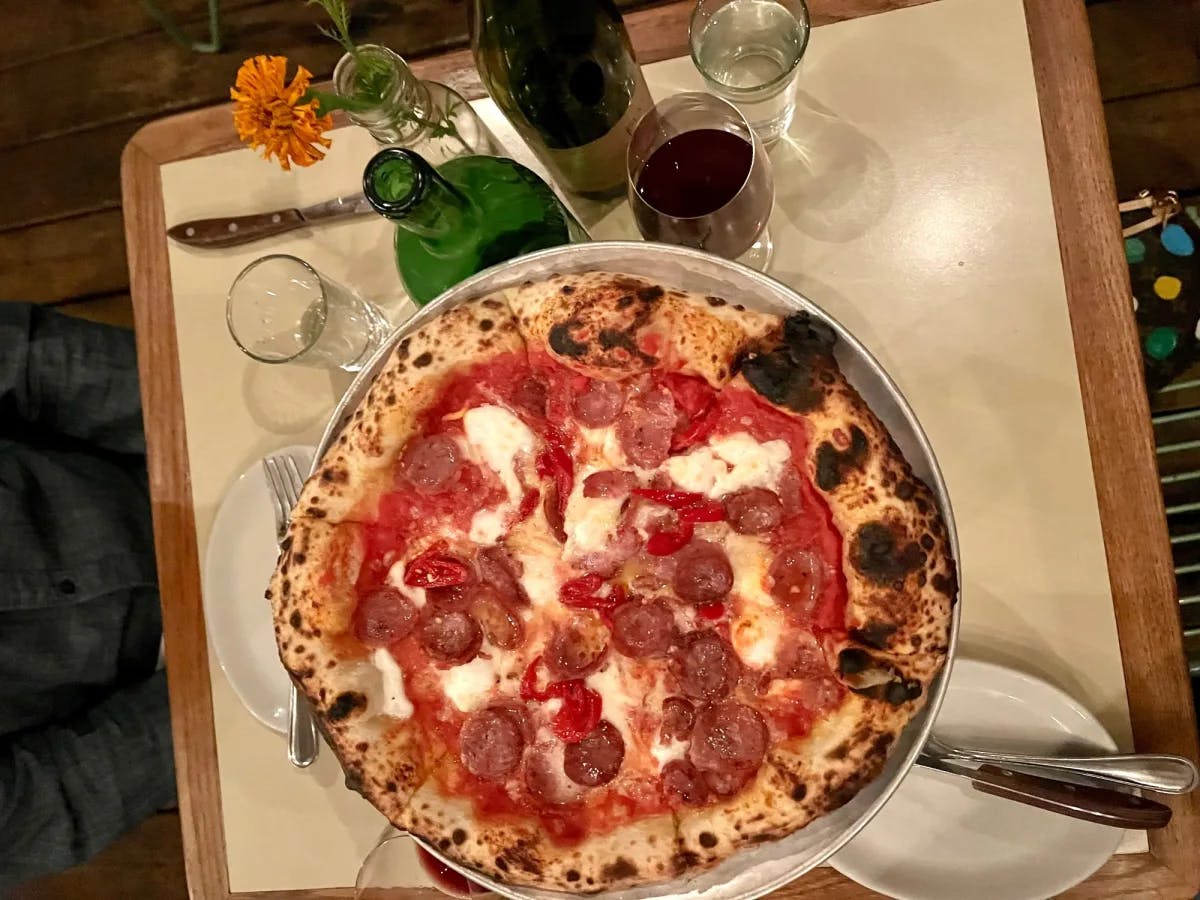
[[689, 0, 811, 145], [227, 254, 390, 372]]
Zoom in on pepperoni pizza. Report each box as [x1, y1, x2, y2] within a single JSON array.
[[268, 271, 956, 892]]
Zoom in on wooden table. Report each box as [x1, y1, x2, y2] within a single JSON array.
[[122, 1, 1200, 897]]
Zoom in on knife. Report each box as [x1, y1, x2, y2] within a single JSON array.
[[167, 193, 374, 249], [917, 753, 1173, 829]]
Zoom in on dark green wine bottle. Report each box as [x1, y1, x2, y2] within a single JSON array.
[[362, 148, 588, 305], [470, 0, 653, 199]]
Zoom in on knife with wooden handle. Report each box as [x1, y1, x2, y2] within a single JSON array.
[[918, 755, 1173, 829], [167, 193, 374, 249]]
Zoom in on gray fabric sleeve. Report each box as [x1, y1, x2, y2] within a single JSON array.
[[0, 670, 176, 889]]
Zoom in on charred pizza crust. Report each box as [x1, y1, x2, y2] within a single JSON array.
[[268, 517, 434, 818], [268, 271, 956, 894], [504, 271, 777, 386]]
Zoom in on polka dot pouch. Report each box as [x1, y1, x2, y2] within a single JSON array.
[[1122, 190, 1200, 392]]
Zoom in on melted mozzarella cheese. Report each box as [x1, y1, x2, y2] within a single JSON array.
[[383, 564, 428, 607], [372, 648, 414, 720], [509, 532, 563, 610], [725, 532, 784, 668], [461, 405, 537, 544], [663, 432, 791, 499], [437, 656, 499, 712], [562, 465, 624, 559], [585, 661, 636, 751], [650, 737, 689, 771]]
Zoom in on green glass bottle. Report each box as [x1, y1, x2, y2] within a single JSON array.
[[363, 148, 588, 305]]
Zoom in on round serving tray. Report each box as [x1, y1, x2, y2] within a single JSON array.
[[311, 241, 962, 900]]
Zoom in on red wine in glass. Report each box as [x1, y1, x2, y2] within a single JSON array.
[[627, 93, 773, 266], [636, 129, 753, 219]]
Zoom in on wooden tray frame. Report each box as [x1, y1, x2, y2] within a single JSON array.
[[120, 2, 1200, 897]]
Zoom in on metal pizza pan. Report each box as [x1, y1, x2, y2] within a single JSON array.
[[311, 241, 962, 900]]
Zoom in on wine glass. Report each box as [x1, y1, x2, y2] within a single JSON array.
[[355, 826, 493, 898], [626, 92, 774, 270]]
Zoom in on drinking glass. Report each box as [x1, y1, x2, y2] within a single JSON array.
[[227, 254, 390, 372], [627, 92, 773, 270], [690, 0, 811, 145], [355, 827, 492, 898]]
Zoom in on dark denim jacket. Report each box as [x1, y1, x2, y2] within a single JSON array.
[[0, 304, 175, 888]]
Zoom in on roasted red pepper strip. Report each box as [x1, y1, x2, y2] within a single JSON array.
[[671, 408, 719, 452], [697, 601, 725, 620], [662, 373, 718, 451], [634, 488, 727, 523], [518, 657, 603, 742], [520, 655, 551, 702], [536, 428, 574, 529], [678, 499, 726, 523], [548, 680, 603, 743], [646, 522, 695, 556], [403, 546, 471, 588], [559, 575, 627, 614]]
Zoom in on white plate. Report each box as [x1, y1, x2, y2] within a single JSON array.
[[830, 658, 1124, 900], [202, 446, 314, 733]]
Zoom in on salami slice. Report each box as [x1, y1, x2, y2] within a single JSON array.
[[470, 585, 525, 649], [702, 763, 756, 797], [399, 434, 461, 493], [615, 386, 677, 468], [768, 547, 824, 618], [419, 610, 483, 664], [582, 469, 636, 499], [572, 379, 625, 427], [476, 545, 527, 606], [723, 488, 784, 535], [545, 614, 609, 678], [460, 708, 526, 781], [672, 540, 734, 604], [661, 696, 696, 741], [563, 720, 625, 786], [611, 599, 675, 659], [676, 631, 740, 701], [689, 700, 768, 774], [661, 759, 708, 806], [354, 586, 417, 647]]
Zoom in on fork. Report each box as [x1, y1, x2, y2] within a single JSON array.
[[263, 453, 320, 768]]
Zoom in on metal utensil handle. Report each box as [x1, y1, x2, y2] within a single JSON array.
[[1038, 754, 1199, 794], [970, 764, 1173, 830], [288, 683, 318, 768], [935, 740, 1198, 795]]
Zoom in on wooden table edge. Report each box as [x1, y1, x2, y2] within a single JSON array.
[[119, 1, 1199, 897]]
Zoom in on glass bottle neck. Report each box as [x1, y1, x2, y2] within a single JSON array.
[[363, 149, 478, 240], [332, 44, 432, 145]]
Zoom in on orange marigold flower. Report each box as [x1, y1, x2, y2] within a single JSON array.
[[230, 55, 333, 170]]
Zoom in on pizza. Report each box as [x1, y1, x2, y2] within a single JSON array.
[[267, 271, 956, 893]]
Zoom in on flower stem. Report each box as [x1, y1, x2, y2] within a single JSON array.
[[140, 0, 222, 53]]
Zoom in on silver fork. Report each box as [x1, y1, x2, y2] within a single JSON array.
[[263, 453, 320, 768]]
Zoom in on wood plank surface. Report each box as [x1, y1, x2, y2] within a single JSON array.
[[1023, 0, 1200, 890], [1105, 84, 1200, 198], [1088, 0, 1200, 101], [116, 1, 1200, 898], [0, 210, 127, 303]]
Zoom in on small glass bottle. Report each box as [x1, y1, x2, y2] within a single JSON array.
[[333, 44, 500, 165], [363, 148, 589, 305]]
